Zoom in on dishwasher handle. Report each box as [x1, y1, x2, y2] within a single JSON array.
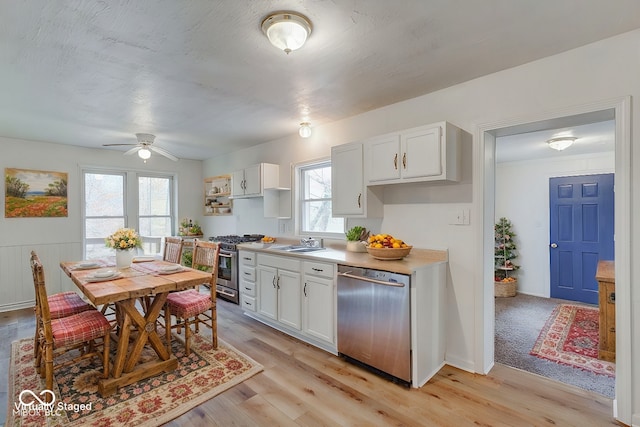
[[337, 271, 405, 287]]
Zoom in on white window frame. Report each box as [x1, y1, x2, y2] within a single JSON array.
[[81, 167, 176, 258], [294, 158, 344, 238]]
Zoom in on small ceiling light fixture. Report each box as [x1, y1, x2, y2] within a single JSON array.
[[262, 11, 312, 54], [138, 147, 151, 160], [547, 137, 577, 151], [299, 122, 312, 138]]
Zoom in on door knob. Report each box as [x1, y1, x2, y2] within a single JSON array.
[[550, 243, 558, 248]]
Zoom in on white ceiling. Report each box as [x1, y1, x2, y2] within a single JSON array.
[[1, 1, 639, 160]]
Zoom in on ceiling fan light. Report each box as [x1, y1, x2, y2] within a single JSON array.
[[547, 137, 577, 151], [138, 148, 151, 159], [299, 122, 312, 138], [262, 12, 312, 54]]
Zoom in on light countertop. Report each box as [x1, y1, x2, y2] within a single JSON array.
[[238, 242, 447, 275]]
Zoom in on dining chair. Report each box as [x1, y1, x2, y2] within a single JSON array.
[[163, 236, 184, 264], [30, 251, 95, 361], [30, 252, 112, 401], [164, 239, 219, 355]]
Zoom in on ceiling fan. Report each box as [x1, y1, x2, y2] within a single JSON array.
[[103, 133, 178, 162]]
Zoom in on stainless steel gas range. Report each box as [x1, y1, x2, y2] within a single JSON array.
[[209, 234, 263, 304]]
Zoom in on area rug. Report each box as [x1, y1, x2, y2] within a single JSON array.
[[7, 334, 263, 427], [530, 303, 615, 377]]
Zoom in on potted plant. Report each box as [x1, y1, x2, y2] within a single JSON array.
[[494, 217, 520, 297], [345, 225, 369, 252]]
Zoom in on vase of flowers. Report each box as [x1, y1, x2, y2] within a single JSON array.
[[105, 228, 142, 269]]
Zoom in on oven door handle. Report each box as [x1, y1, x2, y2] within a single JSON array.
[[219, 253, 233, 258], [216, 287, 236, 297]]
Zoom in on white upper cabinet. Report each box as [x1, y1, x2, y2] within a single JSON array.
[[366, 122, 462, 185], [232, 163, 280, 198], [331, 142, 382, 218]]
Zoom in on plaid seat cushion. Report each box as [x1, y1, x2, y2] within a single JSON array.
[[166, 289, 211, 319], [48, 291, 93, 319], [51, 309, 111, 348]]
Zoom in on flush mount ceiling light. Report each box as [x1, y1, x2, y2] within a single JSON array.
[[299, 122, 312, 138], [547, 137, 577, 151], [262, 11, 312, 54]]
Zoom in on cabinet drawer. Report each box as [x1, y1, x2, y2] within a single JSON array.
[[239, 251, 256, 266], [240, 266, 256, 282], [304, 261, 334, 278], [240, 294, 256, 312], [240, 280, 256, 297], [258, 253, 301, 271]]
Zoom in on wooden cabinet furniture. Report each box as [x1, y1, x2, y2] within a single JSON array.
[[204, 175, 232, 216], [366, 121, 462, 185], [331, 142, 383, 218], [232, 163, 280, 198], [596, 260, 615, 362]]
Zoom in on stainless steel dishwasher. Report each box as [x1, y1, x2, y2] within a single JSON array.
[[337, 264, 411, 384]]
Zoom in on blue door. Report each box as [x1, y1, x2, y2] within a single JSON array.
[[549, 174, 614, 304]]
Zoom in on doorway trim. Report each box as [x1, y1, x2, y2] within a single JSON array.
[[473, 96, 631, 423]]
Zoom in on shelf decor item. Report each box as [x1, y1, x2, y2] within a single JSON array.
[[494, 217, 519, 297], [345, 225, 369, 252], [105, 228, 142, 268]]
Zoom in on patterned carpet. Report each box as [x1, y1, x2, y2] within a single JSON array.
[[7, 333, 263, 427], [530, 304, 615, 377], [495, 293, 615, 398]]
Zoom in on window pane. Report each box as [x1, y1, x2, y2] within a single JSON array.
[[85, 173, 124, 216], [303, 166, 332, 199], [302, 201, 343, 233], [139, 176, 171, 216]]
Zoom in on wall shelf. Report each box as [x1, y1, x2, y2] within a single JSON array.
[[204, 175, 233, 216]]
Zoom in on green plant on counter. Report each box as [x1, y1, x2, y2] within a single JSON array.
[[346, 226, 369, 242]]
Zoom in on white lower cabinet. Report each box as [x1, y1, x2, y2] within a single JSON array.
[[303, 261, 335, 344], [239, 251, 257, 312], [256, 254, 302, 330], [242, 253, 337, 353]]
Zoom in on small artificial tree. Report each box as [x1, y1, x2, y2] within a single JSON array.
[[494, 217, 519, 282]]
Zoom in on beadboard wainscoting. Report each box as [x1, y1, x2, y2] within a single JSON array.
[[0, 242, 82, 312]]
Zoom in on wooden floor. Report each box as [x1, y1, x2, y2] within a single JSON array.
[[1, 299, 620, 427]]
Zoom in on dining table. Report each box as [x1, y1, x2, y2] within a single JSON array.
[[60, 258, 213, 396]]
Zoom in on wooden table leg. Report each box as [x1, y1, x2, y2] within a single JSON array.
[[123, 293, 170, 373]]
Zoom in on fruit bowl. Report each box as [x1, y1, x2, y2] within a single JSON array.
[[366, 245, 413, 260]]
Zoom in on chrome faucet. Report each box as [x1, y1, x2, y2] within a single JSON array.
[[300, 237, 322, 248]]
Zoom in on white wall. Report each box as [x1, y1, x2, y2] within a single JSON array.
[[496, 152, 615, 297], [204, 30, 640, 424], [0, 136, 202, 310]]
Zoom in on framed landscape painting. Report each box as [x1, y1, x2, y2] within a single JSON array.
[[5, 168, 68, 217]]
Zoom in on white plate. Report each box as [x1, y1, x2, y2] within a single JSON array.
[[93, 269, 116, 278], [75, 261, 99, 269], [85, 272, 121, 282], [160, 265, 181, 272], [133, 256, 155, 263]]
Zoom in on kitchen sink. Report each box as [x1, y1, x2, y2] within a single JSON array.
[[272, 245, 325, 253]]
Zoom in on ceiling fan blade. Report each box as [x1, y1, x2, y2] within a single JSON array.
[[124, 146, 141, 156], [150, 145, 178, 161], [102, 143, 138, 147]]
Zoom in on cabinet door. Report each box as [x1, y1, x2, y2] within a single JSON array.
[[303, 275, 334, 343], [257, 266, 278, 320], [278, 269, 302, 330], [232, 169, 245, 197], [367, 134, 401, 183], [243, 164, 262, 196], [331, 143, 364, 216], [401, 125, 442, 179]]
